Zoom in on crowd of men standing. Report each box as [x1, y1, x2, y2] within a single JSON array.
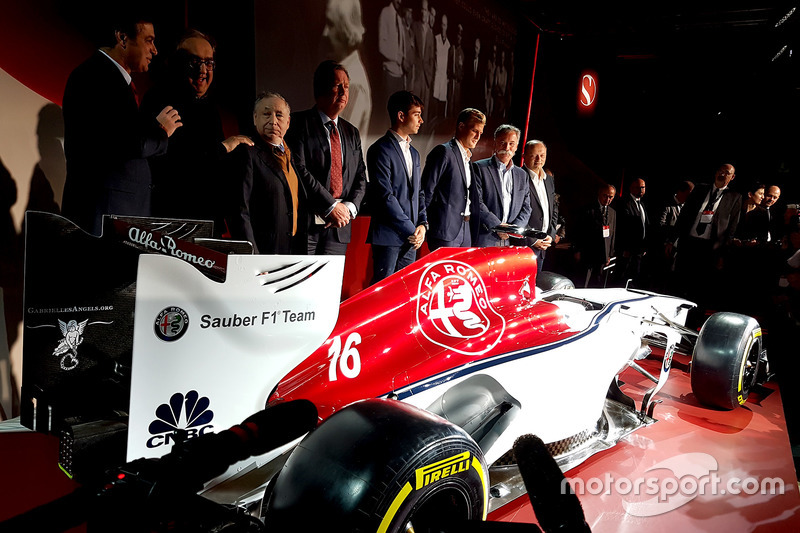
[[59, 12, 798, 327], [59, 12, 560, 285]]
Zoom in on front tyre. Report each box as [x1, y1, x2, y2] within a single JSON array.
[[690, 312, 762, 410], [263, 398, 489, 533]]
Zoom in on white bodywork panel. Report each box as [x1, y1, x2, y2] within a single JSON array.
[[127, 254, 343, 463]]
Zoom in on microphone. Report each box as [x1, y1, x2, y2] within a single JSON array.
[[1, 400, 318, 532], [151, 398, 319, 491], [513, 434, 591, 533]]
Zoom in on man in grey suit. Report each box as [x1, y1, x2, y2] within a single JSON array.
[[367, 91, 428, 284], [285, 60, 366, 255], [422, 108, 486, 250], [474, 124, 531, 247], [521, 140, 558, 272]]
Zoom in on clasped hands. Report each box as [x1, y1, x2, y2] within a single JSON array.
[[325, 203, 352, 228], [408, 225, 426, 250]]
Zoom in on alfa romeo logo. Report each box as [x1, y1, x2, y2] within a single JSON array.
[[154, 306, 190, 341], [417, 260, 505, 355]]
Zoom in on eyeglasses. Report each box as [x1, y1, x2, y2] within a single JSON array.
[[188, 57, 216, 71]]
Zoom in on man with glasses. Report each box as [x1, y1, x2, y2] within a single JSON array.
[[143, 29, 253, 236]]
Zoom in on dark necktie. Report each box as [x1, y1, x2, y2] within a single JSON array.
[[603, 206, 608, 226], [329, 122, 343, 198], [130, 80, 140, 107], [696, 188, 720, 234]]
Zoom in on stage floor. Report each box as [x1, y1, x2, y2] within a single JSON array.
[[489, 352, 800, 531]]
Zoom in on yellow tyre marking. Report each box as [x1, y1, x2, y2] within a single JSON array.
[[378, 481, 413, 533], [736, 329, 760, 402], [378, 453, 489, 531], [472, 457, 489, 520]]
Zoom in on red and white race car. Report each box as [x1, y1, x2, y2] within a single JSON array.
[[12, 214, 768, 532], [125, 241, 765, 531]]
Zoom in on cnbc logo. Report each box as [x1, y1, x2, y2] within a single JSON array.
[[146, 390, 215, 448]]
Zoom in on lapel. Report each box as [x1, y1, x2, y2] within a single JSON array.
[[525, 166, 544, 210], [310, 108, 333, 179], [257, 142, 292, 194], [449, 139, 468, 188], [488, 157, 503, 202]]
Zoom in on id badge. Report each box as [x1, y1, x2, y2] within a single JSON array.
[[700, 210, 714, 224], [603, 225, 610, 238]]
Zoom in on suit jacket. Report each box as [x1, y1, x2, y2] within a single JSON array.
[[285, 108, 367, 243], [677, 183, 741, 250], [615, 194, 651, 253], [474, 157, 531, 246], [422, 139, 478, 243], [573, 202, 616, 267], [62, 51, 168, 235], [658, 196, 682, 244], [744, 205, 783, 244], [229, 139, 335, 254], [366, 131, 426, 247], [521, 167, 558, 246], [141, 77, 228, 235]]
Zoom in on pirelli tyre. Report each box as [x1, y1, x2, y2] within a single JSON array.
[[262, 398, 489, 533], [690, 312, 762, 410]]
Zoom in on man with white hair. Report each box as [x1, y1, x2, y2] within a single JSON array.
[[474, 124, 531, 247]]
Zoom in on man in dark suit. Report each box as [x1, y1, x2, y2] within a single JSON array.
[[285, 60, 367, 255], [474, 124, 531, 247], [423, 108, 485, 250], [229, 92, 347, 254], [573, 184, 617, 287], [614, 177, 651, 286], [62, 14, 183, 235], [521, 140, 558, 272], [367, 91, 428, 283], [675, 163, 741, 312], [143, 30, 253, 237]]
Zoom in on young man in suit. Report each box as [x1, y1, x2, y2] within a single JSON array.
[[366, 91, 428, 284], [473, 124, 531, 247], [229, 92, 347, 255], [62, 12, 183, 235], [422, 108, 486, 250], [521, 140, 558, 272], [285, 60, 367, 255]]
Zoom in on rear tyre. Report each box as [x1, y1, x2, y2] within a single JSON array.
[[263, 398, 488, 532], [690, 312, 762, 410]]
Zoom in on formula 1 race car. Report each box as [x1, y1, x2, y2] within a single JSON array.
[[10, 214, 769, 532]]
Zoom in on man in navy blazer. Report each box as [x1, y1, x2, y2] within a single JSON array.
[[521, 140, 558, 271], [423, 108, 486, 250], [367, 91, 428, 283], [285, 60, 367, 255], [474, 124, 531, 247], [62, 14, 183, 235]]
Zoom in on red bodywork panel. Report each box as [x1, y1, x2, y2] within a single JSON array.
[[270, 247, 578, 419]]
